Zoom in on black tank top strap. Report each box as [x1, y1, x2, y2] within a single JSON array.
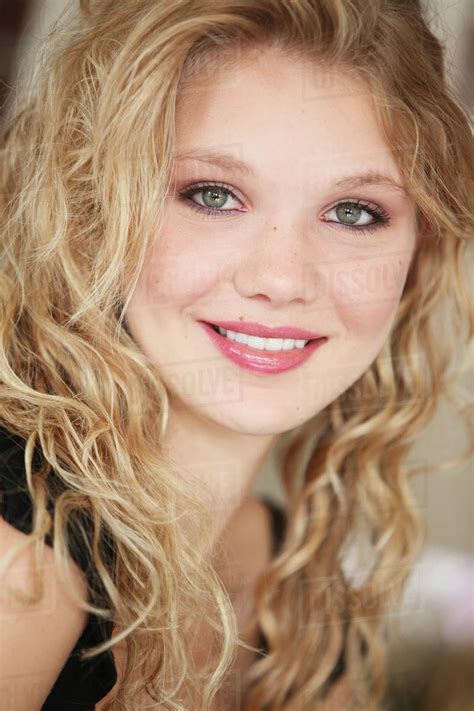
[[257, 494, 287, 556]]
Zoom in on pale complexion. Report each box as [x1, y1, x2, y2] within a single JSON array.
[[124, 46, 420, 553], [115, 45, 422, 710]]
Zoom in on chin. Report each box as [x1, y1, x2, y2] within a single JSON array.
[[198, 401, 315, 437]]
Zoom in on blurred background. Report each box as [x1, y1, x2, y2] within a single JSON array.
[[1, 1, 473, 709]]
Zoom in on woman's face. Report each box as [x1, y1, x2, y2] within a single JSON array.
[[125, 48, 420, 436]]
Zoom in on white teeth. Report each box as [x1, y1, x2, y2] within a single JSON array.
[[217, 326, 308, 351], [265, 338, 284, 351], [247, 335, 268, 349]]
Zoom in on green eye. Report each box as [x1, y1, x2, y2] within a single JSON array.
[[324, 200, 390, 235], [201, 188, 229, 209], [178, 182, 241, 217], [335, 203, 363, 225]]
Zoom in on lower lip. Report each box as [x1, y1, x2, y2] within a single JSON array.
[[198, 322, 328, 375]]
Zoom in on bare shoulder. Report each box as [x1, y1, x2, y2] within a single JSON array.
[[0, 515, 89, 709]]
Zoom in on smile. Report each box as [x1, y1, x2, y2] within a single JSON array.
[[198, 321, 328, 375], [211, 324, 311, 351]]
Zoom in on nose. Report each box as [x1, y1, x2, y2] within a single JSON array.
[[231, 218, 321, 308]]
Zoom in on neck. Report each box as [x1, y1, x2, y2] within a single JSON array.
[[161, 399, 278, 552]]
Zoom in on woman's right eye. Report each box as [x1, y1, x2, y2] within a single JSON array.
[[178, 182, 244, 217]]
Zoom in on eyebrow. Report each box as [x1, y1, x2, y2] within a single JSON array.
[[334, 171, 407, 195], [174, 150, 407, 194], [174, 150, 255, 178]]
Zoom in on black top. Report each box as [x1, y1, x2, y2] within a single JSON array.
[[0, 426, 116, 710], [0, 427, 344, 709]]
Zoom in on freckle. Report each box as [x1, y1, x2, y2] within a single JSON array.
[[239, 316, 244, 321], [273, 226, 277, 231]]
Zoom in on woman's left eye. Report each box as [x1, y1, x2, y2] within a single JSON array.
[[177, 183, 391, 234], [322, 200, 391, 234]]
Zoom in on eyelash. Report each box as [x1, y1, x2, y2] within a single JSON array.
[[177, 181, 391, 235]]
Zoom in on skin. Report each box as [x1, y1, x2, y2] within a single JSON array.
[[124, 46, 421, 552]]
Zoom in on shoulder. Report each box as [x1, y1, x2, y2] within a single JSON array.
[[0, 514, 90, 708], [0, 513, 89, 604]]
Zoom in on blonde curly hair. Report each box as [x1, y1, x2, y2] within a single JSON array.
[[0, 0, 472, 709]]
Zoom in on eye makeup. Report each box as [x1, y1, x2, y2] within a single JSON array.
[[177, 181, 392, 236]]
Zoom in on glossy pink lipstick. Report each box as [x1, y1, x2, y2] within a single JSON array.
[[198, 320, 328, 375]]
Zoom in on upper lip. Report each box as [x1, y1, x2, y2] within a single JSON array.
[[202, 320, 324, 340]]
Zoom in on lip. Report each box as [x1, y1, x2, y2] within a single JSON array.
[[198, 321, 328, 375], [204, 320, 323, 340]]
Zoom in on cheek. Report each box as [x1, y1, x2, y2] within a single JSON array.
[[137, 225, 228, 311], [331, 250, 412, 337]]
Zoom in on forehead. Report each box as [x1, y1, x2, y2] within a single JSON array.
[[175, 48, 401, 183]]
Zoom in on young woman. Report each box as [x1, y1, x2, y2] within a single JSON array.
[[0, 1, 472, 709]]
